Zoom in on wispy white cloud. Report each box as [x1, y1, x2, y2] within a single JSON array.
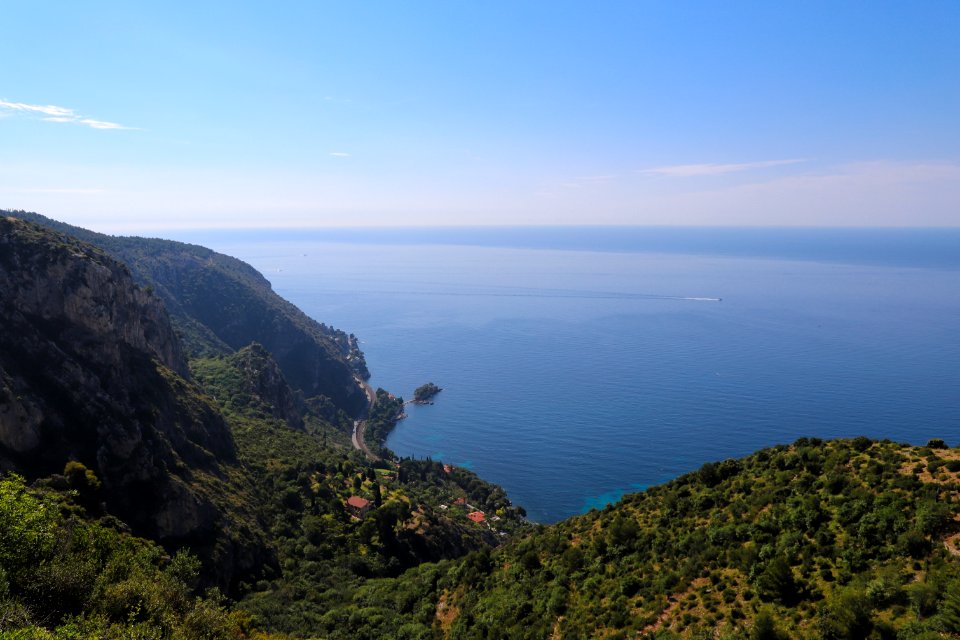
[[637, 158, 806, 177], [0, 99, 134, 130], [329, 151, 351, 157], [79, 118, 128, 130], [0, 100, 75, 117]]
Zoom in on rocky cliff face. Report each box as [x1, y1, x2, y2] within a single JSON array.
[[0, 217, 271, 589], [5, 210, 369, 416], [0, 219, 187, 379]]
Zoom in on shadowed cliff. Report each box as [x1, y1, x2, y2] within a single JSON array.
[[0, 216, 273, 590], [5, 210, 369, 418]]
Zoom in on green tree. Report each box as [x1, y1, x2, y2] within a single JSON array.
[[817, 589, 873, 640], [940, 581, 960, 632], [751, 606, 786, 640], [63, 461, 102, 511], [756, 557, 798, 604]]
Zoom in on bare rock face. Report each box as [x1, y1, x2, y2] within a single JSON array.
[[0, 220, 187, 378], [0, 216, 212, 467], [6, 209, 369, 413], [0, 217, 272, 590], [0, 370, 43, 452]]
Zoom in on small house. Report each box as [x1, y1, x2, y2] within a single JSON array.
[[346, 495, 371, 519], [467, 510, 486, 524]]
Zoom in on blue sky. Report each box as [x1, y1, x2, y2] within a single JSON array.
[[2, 1, 958, 231]]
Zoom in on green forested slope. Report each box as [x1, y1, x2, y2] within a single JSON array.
[[355, 437, 960, 639], [0, 473, 272, 640], [189, 345, 529, 636]]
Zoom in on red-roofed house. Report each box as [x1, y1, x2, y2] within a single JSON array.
[[467, 510, 486, 524], [454, 497, 466, 506], [443, 464, 453, 474], [346, 495, 371, 519]]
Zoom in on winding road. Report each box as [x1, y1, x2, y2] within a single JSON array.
[[351, 377, 379, 461]]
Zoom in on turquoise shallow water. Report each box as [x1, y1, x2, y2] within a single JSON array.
[[174, 228, 960, 523]]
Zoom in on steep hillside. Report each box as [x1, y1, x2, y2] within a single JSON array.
[[193, 343, 311, 431], [4, 210, 369, 417], [0, 216, 271, 590], [189, 348, 529, 633], [0, 474, 279, 638], [327, 437, 960, 639]]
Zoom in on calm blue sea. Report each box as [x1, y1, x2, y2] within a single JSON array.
[[171, 227, 960, 523]]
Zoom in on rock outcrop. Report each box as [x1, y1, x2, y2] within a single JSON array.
[[229, 342, 306, 430], [0, 216, 271, 590], [6, 210, 369, 416]]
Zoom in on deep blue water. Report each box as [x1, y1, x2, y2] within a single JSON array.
[[171, 228, 960, 523]]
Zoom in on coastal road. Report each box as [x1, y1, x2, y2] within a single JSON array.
[[352, 420, 377, 461], [352, 377, 379, 461]]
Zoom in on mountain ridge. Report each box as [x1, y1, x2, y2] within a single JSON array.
[[3, 209, 370, 417]]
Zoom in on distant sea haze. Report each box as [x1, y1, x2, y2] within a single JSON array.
[[176, 227, 960, 523], [180, 226, 960, 269]]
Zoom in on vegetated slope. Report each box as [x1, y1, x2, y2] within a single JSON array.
[[0, 216, 271, 592], [4, 209, 369, 417], [0, 474, 280, 639], [190, 349, 529, 635], [448, 438, 960, 639], [317, 438, 960, 640], [194, 342, 313, 432]]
